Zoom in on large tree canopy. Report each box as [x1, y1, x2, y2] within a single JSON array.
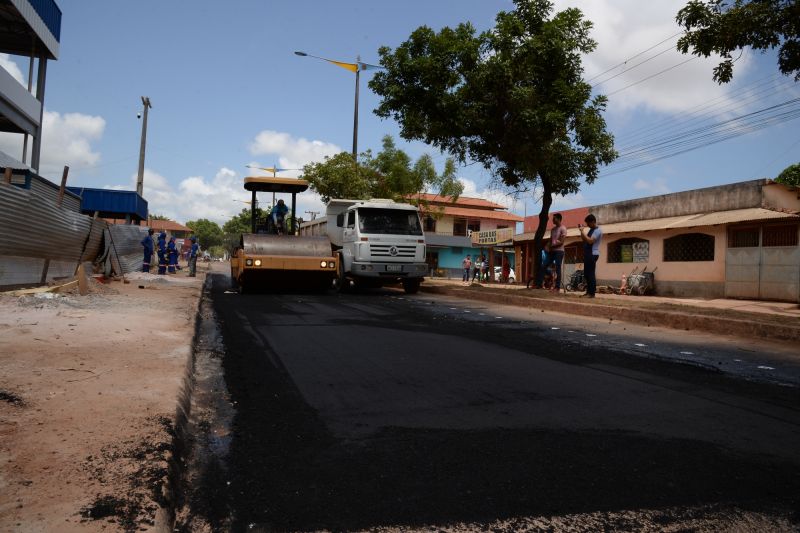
[[301, 136, 463, 203], [776, 162, 800, 186], [369, 0, 616, 277], [677, 0, 800, 83], [185, 218, 223, 249]]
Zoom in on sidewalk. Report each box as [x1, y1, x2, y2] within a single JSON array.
[[421, 278, 800, 342]]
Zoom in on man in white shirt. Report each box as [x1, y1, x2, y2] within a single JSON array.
[[579, 214, 603, 298]]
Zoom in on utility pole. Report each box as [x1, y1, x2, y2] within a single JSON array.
[[136, 96, 152, 197], [305, 210, 320, 220]]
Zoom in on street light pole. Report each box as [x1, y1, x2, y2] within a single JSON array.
[[136, 96, 152, 197], [294, 51, 382, 162], [352, 56, 360, 159]]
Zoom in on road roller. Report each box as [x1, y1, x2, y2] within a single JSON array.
[[230, 176, 337, 292]]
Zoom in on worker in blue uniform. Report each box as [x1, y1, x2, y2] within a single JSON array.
[[167, 237, 178, 273], [188, 236, 199, 277], [140, 228, 154, 272], [157, 232, 168, 275], [270, 199, 289, 234]]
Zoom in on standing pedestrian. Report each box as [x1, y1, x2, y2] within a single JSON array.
[[535, 213, 567, 291], [188, 236, 199, 277], [579, 214, 603, 298], [140, 228, 154, 273], [167, 237, 178, 273], [472, 255, 482, 282], [462, 254, 472, 283], [156, 232, 168, 275]]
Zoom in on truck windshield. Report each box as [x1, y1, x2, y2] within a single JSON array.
[[357, 208, 423, 236]]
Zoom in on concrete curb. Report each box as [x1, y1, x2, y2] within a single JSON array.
[[420, 285, 800, 342], [155, 275, 208, 532]]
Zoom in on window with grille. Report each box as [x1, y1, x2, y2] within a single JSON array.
[[728, 226, 759, 248], [564, 244, 584, 264], [467, 219, 481, 234], [762, 224, 798, 247], [607, 238, 649, 263], [664, 233, 714, 262], [453, 218, 467, 236], [423, 215, 437, 232]]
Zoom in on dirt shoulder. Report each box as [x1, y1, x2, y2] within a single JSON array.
[[0, 268, 205, 532]]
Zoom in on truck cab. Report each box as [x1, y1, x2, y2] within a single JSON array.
[[327, 199, 427, 293]]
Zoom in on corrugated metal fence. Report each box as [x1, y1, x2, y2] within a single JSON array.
[[0, 182, 146, 288]]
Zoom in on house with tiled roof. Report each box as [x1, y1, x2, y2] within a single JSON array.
[[410, 193, 523, 278], [514, 179, 800, 301], [144, 218, 192, 238]]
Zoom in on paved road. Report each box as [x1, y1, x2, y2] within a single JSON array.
[[180, 274, 800, 532]]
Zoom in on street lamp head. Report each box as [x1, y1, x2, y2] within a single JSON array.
[[294, 51, 308, 57]]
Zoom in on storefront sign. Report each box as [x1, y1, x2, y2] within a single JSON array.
[[471, 227, 514, 245]]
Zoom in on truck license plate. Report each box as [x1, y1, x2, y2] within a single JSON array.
[[386, 264, 402, 272]]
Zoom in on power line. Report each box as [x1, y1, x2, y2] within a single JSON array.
[[606, 56, 697, 97], [587, 31, 682, 84], [602, 98, 800, 176], [613, 73, 791, 146]]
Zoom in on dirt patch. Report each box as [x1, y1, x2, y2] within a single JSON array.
[[0, 267, 205, 532]]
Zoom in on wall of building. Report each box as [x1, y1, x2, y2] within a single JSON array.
[[593, 180, 764, 224], [560, 225, 729, 298], [762, 183, 800, 211], [435, 216, 454, 235]]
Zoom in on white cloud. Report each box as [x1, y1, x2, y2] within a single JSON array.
[[552, 192, 588, 211], [0, 110, 105, 177], [248, 130, 341, 171], [552, 0, 745, 114], [633, 178, 670, 195], [0, 54, 25, 84], [105, 166, 328, 227]]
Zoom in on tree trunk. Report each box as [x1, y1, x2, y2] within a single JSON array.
[[531, 185, 553, 286]]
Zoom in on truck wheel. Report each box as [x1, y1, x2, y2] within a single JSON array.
[[402, 278, 421, 294], [335, 257, 350, 293]]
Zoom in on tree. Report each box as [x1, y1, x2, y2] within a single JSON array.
[[185, 218, 223, 249], [222, 208, 265, 235], [369, 0, 616, 280], [776, 162, 800, 186], [301, 152, 374, 203], [148, 214, 170, 221], [676, 0, 800, 83], [301, 135, 463, 203], [220, 208, 266, 254]]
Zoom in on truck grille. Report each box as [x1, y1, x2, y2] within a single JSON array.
[[370, 244, 417, 258]]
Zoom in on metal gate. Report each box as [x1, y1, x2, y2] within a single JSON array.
[[725, 224, 800, 302]]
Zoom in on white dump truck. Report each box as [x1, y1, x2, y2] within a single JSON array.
[[326, 198, 427, 293]]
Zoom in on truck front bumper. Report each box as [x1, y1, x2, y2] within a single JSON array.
[[351, 261, 427, 279]]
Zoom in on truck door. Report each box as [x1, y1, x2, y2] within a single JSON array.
[[343, 210, 357, 244]]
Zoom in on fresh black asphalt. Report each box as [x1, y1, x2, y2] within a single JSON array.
[[177, 274, 800, 532]]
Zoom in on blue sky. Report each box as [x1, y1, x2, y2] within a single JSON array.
[[1, 0, 798, 226]]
